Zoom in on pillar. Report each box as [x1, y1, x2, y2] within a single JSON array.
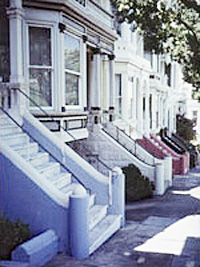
[[144, 82, 150, 137], [108, 167, 125, 227], [155, 163, 165, 195], [90, 52, 101, 108], [136, 79, 143, 135], [7, 0, 24, 84], [108, 54, 115, 109], [69, 190, 90, 259]]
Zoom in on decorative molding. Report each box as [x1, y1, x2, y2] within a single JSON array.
[[82, 34, 88, 43], [108, 54, 115, 60], [58, 22, 66, 33]]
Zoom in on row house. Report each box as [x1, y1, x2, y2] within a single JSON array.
[[114, 21, 185, 138], [0, 0, 190, 263], [0, 0, 125, 262], [112, 21, 189, 175]]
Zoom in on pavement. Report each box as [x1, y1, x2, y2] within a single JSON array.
[[47, 166, 200, 267]]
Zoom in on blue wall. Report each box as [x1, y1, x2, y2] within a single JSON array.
[[0, 152, 69, 252]]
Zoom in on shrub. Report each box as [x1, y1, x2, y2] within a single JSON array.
[[122, 164, 153, 202], [0, 217, 31, 260]]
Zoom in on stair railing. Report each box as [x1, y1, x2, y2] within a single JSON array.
[[102, 113, 155, 166], [0, 106, 91, 193], [13, 87, 76, 141], [112, 112, 144, 138]]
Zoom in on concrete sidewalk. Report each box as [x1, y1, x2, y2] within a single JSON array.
[[47, 167, 200, 267]]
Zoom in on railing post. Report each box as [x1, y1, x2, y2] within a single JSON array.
[[108, 167, 125, 227], [155, 163, 165, 195], [164, 155, 172, 188], [69, 187, 89, 259]]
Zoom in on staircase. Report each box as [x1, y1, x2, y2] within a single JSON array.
[[0, 112, 121, 257]]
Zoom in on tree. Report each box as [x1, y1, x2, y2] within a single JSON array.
[[176, 114, 196, 141], [111, 0, 200, 93]]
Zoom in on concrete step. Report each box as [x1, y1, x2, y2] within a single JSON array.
[[2, 132, 29, 146], [89, 205, 108, 231], [26, 152, 49, 167], [0, 115, 13, 126], [37, 162, 60, 177], [12, 142, 39, 156], [89, 194, 96, 208], [50, 172, 72, 190], [0, 124, 21, 135], [60, 183, 77, 194], [89, 215, 121, 255]]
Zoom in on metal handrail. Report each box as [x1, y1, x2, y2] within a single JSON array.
[[13, 87, 76, 140], [86, 153, 112, 172], [102, 127, 155, 167], [1, 106, 90, 193], [13, 87, 114, 179], [113, 112, 144, 138], [102, 112, 156, 166]]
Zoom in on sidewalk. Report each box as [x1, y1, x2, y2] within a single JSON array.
[[47, 167, 200, 267]]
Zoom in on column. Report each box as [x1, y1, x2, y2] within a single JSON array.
[[108, 54, 115, 108], [101, 56, 109, 111], [90, 53, 101, 108], [136, 80, 143, 135], [160, 95, 164, 129], [151, 92, 157, 131], [7, 0, 27, 117], [7, 0, 24, 84], [144, 82, 150, 137]]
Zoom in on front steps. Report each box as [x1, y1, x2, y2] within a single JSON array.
[[0, 113, 122, 258]]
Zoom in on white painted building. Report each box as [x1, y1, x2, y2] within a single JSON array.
[[183, 83, 200, 145], [0, 0, 117, 141], [114, 21, 186, 138]]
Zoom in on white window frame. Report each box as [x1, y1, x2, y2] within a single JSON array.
[[63, 31, 84, 110], [26, 22, 55, 110]]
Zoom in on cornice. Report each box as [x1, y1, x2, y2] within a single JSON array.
[[23, 0, 117, 42]]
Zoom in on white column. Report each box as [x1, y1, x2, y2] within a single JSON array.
[[7, 0, 24, 84], [133, 79, 137, 123], [169, 105, 174, 133], [160, 95, 164, 129], [109, 55, 115, 108], [144, 82, 150, 137], [122, 73, 128, 120], [136, 81, 143, 135], [90, 53, 101, 108], [151, 92, 157, 131], [101, 57, 109, 110], [166, 100, 170, 129], [157, 94, 161, 129]]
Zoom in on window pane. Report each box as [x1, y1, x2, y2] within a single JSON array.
[[29, 27, 51, 66], [64, 34, 80, 72], [29, 68, 52, 106], [65, 73, 79, 105]]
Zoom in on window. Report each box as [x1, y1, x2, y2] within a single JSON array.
[[64, 33, 81, 106], [29, 27, 52, 107], [115, 74, 122, 114], [165, 63, 171, 86]]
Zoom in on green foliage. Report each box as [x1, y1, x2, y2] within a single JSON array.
[[176, 114, 196, 141], [111, 0, 200, 91], [0, 217, 31, 260], [122, 164, 153, 202]]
